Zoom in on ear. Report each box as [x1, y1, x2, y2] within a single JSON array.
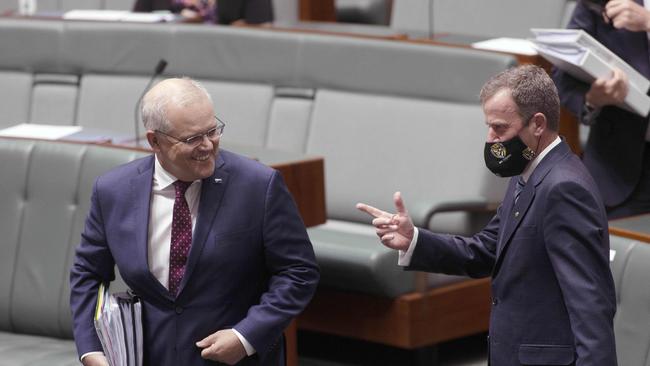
[[145, 130, 160, 151], [530, 113, 547, 137]]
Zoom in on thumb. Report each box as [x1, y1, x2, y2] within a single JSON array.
[[393, 191, 408, 215], [196, 333, 218, 348]]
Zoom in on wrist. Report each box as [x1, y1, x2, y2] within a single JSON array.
[[581, 101, 601, 125]]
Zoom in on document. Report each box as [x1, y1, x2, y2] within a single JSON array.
[[0, 124, 82, 139], [63, 9, 175, 22], [94, 283, 143, 366], [531, 28, 650, 92], [471, 37, 538, 56], [531, 28, 650, 116]]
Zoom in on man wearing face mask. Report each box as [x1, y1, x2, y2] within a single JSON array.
[[357, 65, 617, 366]]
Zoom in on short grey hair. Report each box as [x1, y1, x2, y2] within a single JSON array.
[[479, 65, 560, 131], [140, 77, 213, 132]]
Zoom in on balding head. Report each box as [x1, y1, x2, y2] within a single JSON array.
[[141, 77, 213, 132]]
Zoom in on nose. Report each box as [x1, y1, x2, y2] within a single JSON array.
[[486, 128, 498, 143], [197, 134, 214, 149]]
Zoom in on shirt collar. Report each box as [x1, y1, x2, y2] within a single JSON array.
[[153, 155, 201, 190], [521, 136, 561, 183], [154, 155, 178, 190]]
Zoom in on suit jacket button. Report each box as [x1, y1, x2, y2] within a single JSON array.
[[491, 298, 498, 305], [175, 306, 183, 314]]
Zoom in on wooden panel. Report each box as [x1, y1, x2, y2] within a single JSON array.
[[609, 214, 650, 244], [299, 0, 336, 22], [274, 157, 327, 228], [298, 278, 491, 349], [285, 320, 298, 366]]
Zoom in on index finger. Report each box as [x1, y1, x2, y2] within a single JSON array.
[[356, 202, 390, 218]]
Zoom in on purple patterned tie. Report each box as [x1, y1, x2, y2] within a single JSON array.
[[169, 180, 193, 296]]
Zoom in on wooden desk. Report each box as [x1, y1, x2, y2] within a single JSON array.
[[609, 214, 650, 243]]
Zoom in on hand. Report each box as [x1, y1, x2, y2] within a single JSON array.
[[179, 8, 203, 22], [585, 67, 629, 108], [605, 0, 650, 31], [196, 329, 246, 365], [356, 192, 415, 251], [81, 354, 109, 366]]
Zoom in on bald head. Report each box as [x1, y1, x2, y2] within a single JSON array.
[[141, 77, 213, 132]]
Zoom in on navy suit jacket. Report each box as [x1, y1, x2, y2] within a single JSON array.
[[70, 149, 319, 366], [408, 142, 617, 366], [552, 0, 650, 207]]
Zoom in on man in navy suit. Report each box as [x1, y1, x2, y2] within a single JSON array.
[[70, 77, 319, 366], [553, 0, 650, 218], [358, 65, 617, 365]]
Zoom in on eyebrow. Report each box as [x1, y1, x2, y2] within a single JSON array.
[[178, 125, 218, 140], [485, 120, 510, 127]]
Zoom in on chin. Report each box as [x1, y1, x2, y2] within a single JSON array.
[[197, 162, 215, 179]]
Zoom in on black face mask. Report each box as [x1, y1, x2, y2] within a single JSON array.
[[484, 135, 536, 177]]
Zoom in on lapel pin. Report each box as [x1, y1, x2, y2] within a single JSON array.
[[214, 178, 222, 184], [514, 211, 519, 218]]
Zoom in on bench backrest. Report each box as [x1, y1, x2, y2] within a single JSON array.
[[609, 235, 650, 366], [391, 0, 573, 38], [0, 138, 146, 338], [0, 19, 516, 232]]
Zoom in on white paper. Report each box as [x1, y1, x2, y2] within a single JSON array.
[[472, 37, 538, 56], [0, 123, 82, 140], [63, 9, 174, 22], [531, 28, 650, 92]]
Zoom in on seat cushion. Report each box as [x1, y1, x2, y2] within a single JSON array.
[[0, 331, 78, 366]]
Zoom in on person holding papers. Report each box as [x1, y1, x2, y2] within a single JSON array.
[[70, 77, 319, 366], [553, 0, 650, 218]]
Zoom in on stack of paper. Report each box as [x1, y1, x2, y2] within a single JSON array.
[[530, 28, 650, 116], [94, 283, 143, 366]]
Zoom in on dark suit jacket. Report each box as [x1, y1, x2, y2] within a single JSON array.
[[408, 142, 617, 366], [133, 0, 273, 24], [70, 149, 319, 366], [552, 0, 650, 207]]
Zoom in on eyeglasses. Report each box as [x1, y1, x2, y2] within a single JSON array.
[[156, 117, 226, 147]]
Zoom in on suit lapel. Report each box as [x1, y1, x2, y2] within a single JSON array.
[[497, 181, 535, 259], [493, 142, 571, 275], [131, 156, 170, 295], [178, 152, 230, 295]]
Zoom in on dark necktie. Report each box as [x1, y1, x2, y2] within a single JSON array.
[[169, 180, 193, 296], [514, 176, 526, 204]]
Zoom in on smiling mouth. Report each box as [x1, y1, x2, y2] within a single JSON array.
[[193, 155, 211, 162]]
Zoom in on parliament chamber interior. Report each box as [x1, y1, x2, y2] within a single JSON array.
[[1, 0, 650, 365]]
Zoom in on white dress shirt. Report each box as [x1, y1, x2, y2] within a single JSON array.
[[398, 136, 562, 267]]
